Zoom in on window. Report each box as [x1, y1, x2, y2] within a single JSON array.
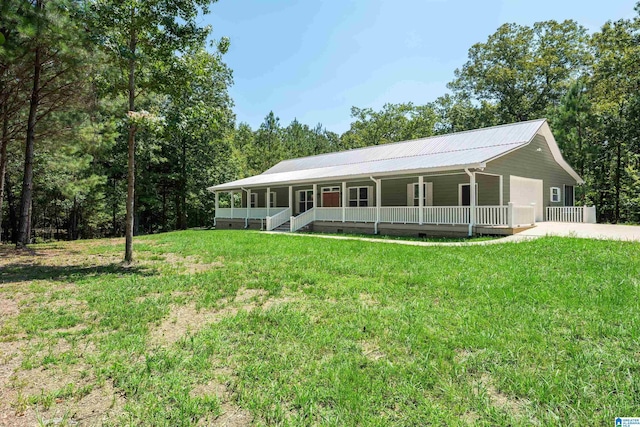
[[409, 182, 433, 206], [550, 187, 561, 203], [348, 187, 370, 207], [250, 193, 257, 208], [269, 192, 276, 208], [297, 189, 314, 213]]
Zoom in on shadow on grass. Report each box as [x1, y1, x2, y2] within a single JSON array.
[[0, 262, 156, 284]]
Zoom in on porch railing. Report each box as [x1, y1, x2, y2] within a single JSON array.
[[266, 208, 292, 231], [546, 206, 596, 223], [475, 206, 508, 226], [380, 207, 419, 224], [216, 207, 287, 220], [511, 205, 535, 226], [423, 207, 470, 225], [290, 208, 316, 232]]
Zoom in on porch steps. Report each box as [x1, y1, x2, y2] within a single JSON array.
[[270, 220, 311, 233], [272, 221, 292, 232]]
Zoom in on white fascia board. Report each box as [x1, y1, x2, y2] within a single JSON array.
[[209, 163, 485, 192]]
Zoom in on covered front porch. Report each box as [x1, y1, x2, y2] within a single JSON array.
[[213, 170, 537, 237]]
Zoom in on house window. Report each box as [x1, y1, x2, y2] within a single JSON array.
[[250, 193, 258, 208], [550, 187, 561, 203], [348, 187, 370, 207], [298, 189, 314, 213], [269, 192, 276, 208], [410, 182, 433, 206]]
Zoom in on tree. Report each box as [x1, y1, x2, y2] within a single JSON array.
[[91, 0, 220, 262], [449, 20, 591, 123]]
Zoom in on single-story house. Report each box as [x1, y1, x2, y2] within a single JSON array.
[[208, 119, 596, 237]]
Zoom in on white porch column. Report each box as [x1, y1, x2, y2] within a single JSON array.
[[418, 175, 424, 225], [376, 179, 381, 233], [266, 187, 271, 217], [342, 181, 347, 222], [230, 191, 234, 218], [246, 189, 251, 221], [499, 175, 504, 206], [289, 186, 293, 213], [469, 172, 476, 236], [312, 184, 317, 209], [214, 192, 219, 214]]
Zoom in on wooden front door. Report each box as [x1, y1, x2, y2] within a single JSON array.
[[322, 192, 340, 207]]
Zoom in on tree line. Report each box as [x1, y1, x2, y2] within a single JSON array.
[[1, 2, 638, 254]]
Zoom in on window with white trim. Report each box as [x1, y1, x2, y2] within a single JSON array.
[[250, 193, 258, 208], [269, 192, 276, 208], [348, 187, 370, 207], [408, 182, 433, 206], [550, 187, 561, 203]]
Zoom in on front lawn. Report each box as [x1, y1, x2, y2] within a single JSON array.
[[0, 231, 638, 426]]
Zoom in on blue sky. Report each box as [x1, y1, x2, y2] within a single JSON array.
[[202, 0, 637, 134]]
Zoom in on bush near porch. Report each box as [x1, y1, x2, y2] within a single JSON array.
[[0, 231, 638, 426]]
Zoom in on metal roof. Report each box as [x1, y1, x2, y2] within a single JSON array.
[[210, 119, 557, 191]]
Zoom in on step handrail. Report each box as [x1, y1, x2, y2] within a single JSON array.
[[266, 208, 292, 231], [290, 208, 316, 232]]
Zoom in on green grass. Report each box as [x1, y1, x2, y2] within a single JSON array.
[[1, 230, 639, 426]]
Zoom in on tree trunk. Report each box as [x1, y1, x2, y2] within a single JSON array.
[[0, 103, 8, 243], [5, 173, 18, 243], [180, 140, 187, 229], [17, 20, 42, 248], [124, 15, 137, 263]]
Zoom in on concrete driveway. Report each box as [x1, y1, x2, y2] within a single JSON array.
[[517, 222, 640, 241]]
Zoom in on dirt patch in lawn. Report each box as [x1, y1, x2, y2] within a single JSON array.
[[475, 374, 529, 417], [150, 288, 269, 347], [191, 364, 253, 427], [360, 340, 385, 362], [0, 297, 19, 318], [161, 253, 224, 275]]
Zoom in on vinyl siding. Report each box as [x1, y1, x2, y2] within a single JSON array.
[[484, 134, 578, 207]]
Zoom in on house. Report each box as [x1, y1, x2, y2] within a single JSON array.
[[208, 119, 595, 237]]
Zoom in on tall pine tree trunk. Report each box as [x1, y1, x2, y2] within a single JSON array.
[[17, 24, 42, 247], [0, 104, 8, 243], [124, 17, 137, 263]]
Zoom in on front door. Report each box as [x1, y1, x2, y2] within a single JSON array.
[[323, 192, 340, 207], [298, 190, 314, 213], [564, 186, 574, 206]]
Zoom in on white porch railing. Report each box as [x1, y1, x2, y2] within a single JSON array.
[[216, 207, 287, 220], [475, 206, 508, 226], [315, 207, 343, 221], [221, 205, 538, 230], [423, 207, 470, 225], [511, 205, 535, 226], [380, 207, 419, 224], [345, 207, 377, 222], [546, 206, 596, 223], [266, 208, 292, 231], [290, 208, 316, 232]]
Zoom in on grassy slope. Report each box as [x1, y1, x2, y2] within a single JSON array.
[[1, 230, 639, 426]]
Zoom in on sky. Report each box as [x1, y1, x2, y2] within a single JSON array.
[[201, 0, 638, 134]]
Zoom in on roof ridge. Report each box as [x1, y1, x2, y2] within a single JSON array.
[[266, 118, 546, 170]]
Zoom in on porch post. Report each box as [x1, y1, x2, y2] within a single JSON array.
[[246, 188, 251, 223], [342, 181, 347, 222], [469, 172, 476, 236], [266, 187, 271, 217], [214, 192, 219, 215], [230, 191, 234, 218], [289, 186, 293, 213], [312, 184, 317, 209], [499, 175, 504, 206], [418, 175, 424, 225], [376, 179, 381, 233]]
